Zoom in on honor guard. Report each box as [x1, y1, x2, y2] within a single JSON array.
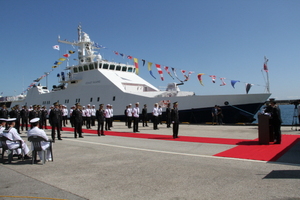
[[49, 102, 62, 142], [85, 104, 92, 129], [152, 103, 159, 130], [166, 103, 172, 128], [171, 102, 180, 139], [0, 105, 9, 119], [126, 104, 133, 128], [72, 103, 84, 138], [20, 105, 29, 131], [9, 105, 21, 133], [91, 105, 96, 126], [96, 104, 105, 136], [104, 104, 111, 130], [132, 102, 140, 132]]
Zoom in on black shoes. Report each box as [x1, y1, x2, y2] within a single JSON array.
[[24, 155, 31, 160]]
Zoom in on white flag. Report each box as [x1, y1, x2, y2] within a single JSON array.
[[53, 45, 60, 50]]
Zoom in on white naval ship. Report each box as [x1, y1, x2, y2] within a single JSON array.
[[8, 26, 271, 123]]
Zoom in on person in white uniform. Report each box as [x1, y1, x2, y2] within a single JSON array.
[[2, 118, 31, 159], [27, 118, 52, 161]]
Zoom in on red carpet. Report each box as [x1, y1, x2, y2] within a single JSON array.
[[56, 126, 300, 162]]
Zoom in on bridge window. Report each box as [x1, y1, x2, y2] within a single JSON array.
[[84, 65, 88, 71], [116, 65, 121, 71], [98, 63, 102, 69], [109, 65, 115, 70], [73, 67, 78, 73], [103, 64, 109, 69], [89, 64, 94, 70], [122, 66, 127, 72], [78, 66, 83, 72], [128, 67, 133, 72]]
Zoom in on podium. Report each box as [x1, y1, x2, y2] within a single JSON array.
[[258, 114, 274, 145]]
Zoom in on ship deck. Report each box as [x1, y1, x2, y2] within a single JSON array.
[[1, 122, 300, 199]]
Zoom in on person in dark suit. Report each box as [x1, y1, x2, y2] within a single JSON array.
[[49, 102, 62, 141], [20, 105, 29, 131], [9, 105, 21, 133], [41, 106, 48, 129], [29, 105, 39, 129], [96, 104, 105, 136], [72, 103, 83, 138], [171, 102, 180, 139], [142, 104, 148, 127], [270, 101, 282, 144], [0, 105, 9, 119], [166, 103, 172, 128]]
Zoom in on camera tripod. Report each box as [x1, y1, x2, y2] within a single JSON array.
[[291, 105, 299, 131]]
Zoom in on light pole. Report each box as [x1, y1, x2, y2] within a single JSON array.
[[45, 72, 50, 89]]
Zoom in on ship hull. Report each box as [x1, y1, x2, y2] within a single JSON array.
[[12, 86, 270, 124]]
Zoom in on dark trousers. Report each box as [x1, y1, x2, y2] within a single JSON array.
[[212, 115, 218, 125], [91, 116, 96, 126], [105, 118, 111, 130], [133, 117, 139, 132], [86, 117, 91, 129], [166, 116, 171, 127], [43, 118, 47, 129], [172, 123, 179, 138], [21, 118, 28, 131], [51, 122, 61, 140], [97, 121, 104, 135], [142, 116, 148, 127], [127, 117, 132, 128], [273, 123, 281, 143], [74, 121, 82, 138], [153, 116, 158, 130], [70, 117, 74, 127], [15, 120, 20, 133], [63, 116, 68, 126]]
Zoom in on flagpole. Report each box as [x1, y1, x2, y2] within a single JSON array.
[[264, 56, 270, 93]]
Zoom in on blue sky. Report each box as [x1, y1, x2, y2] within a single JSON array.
[[1, 0, 299, 100]]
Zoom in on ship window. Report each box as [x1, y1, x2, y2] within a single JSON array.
[[94, 63, 97, 69], [103, 64, 109, 69], [84, 65, 88, 71], [73, 67, 78, 73], [116, 65, 121, 71], [113, 96, 115, 101], [133, 68, 136, 73], [122, 66, 127, 71], [90, 98, 93, 102], [128, 67, 133, 72], [65, 99, 69, 103], [78, 66, 83, 72], [89, 64, 94, 70], [76, 98, 80, 103], [97, 97, 100, 102], [109, 65, 115, 70], [99, 63, 102, 69]]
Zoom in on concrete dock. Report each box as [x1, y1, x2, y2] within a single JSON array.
[[1, 122, 300, 200]]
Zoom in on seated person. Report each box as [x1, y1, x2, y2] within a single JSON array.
[[27, 118, 52, 161], [2, 118, 31, 159]]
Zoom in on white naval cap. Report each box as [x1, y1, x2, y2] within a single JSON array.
[[0, 118, 7, 121], [135, 102, 139, 105], [6, 118, 16, 122], [30, 118, 40, 123]]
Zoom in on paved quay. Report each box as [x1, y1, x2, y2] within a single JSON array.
[[1, 122, 300, 200]]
